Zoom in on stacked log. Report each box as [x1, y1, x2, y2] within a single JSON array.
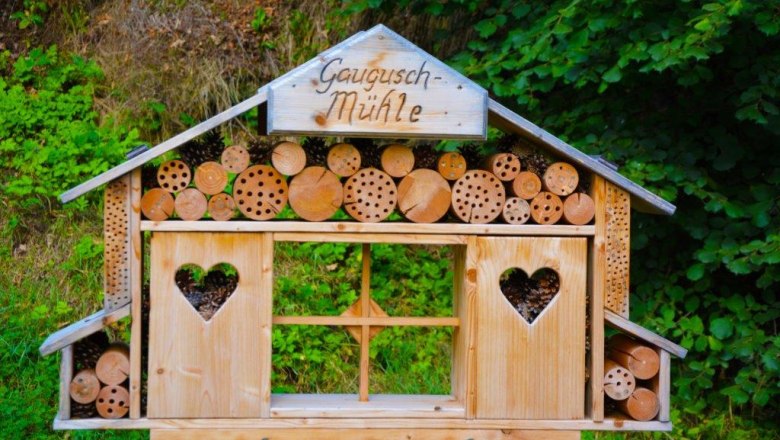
[[289, 167, 343, 222], [70, 339, 131, 419], [603, 334, 662, 421]]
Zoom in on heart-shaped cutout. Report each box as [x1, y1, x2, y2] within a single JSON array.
[[499, 267, 560, 324], [175, 263, 239, 321]]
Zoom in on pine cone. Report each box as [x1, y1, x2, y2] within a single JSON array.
[[71, 401, 97, 419], [520, 150, 549, 176], [496, 134, 521, 153], [414, 143, 438, 170], [141, 164, 159, 190], [348, 138, 379, 169], [178, 129, 224, 168], [303, 137, 328, 167], [74, 332, 109, 370], [247, 138, 273, 165], [458, 143, 482, 169]]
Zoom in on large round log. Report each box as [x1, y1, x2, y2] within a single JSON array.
[[543, 162, 579, 196], [207, 193, 237, 221], [174, 188, 208, 221], [194, 161, 228, 195], [608, 334, 660, 380], [96, 384, 130, 419], [233, 165, 288, 220], [451, 170, 505, 224], [343, 168, 397, 223], [381, 144, 415, 178], [563, 192, 595, 225], [603, 358, 636, 401], [511, 171, 542, 200], [397, 169, 452, 223], [157, 160, 191, 193], [272, 141, 307, 176], [501, 197, 531, 225], [69, 368, 101, 404], [221, 145, 250, 173], [437, 152, 467, 181], [483, 153, 521, 181], [140, 188, 174, 221], [530, 191, 564, 225], [288, 166, 344, 222], [95, 343, 130, 386], [617, 387, 659, 421], [327, 143, 361, 177]]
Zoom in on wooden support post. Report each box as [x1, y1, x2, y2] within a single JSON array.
[[452, 238, 478, 418], [59, 345, 73, 420], [360, 243, 371, 402], [589, 175, 607, 422], [129, 168, 143, 419], [652, 349, 671, 422], [260, 233, 274, 417]]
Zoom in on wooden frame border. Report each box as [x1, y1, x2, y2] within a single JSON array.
[[58, 345, 73, 421]]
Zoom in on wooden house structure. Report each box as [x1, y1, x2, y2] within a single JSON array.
[[40, 25, 686, 439]]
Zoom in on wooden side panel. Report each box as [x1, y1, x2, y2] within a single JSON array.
[[475, 237, 586, 419], [151, 428, 580, 440], [652, 349, 671, 422], [604, 182, 630, 318], [104, 173, 132, 311], [589, 176, 607, 422], [128, 169, 143, 419], [452, 238, 478, 418], [148, 232, 269, 418], [58, 345, 73, 420]]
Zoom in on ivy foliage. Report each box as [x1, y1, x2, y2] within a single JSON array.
[[348, 0, 780, 435]]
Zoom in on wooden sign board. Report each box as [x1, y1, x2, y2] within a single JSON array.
[[268, 25, 487, 140]]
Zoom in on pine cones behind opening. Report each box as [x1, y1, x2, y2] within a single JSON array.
[[179, 129, 224, 168], [413, 143, 438, 170], [303, 137, 329, 166], [247, 138, 273, 165], [74, 332, 109, 370], [348, 138, 380, 169]]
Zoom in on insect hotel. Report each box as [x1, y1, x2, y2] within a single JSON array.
[[40, 25, 687, 439]]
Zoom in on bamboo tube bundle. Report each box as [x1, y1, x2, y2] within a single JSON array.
[[141, 188, 175, 221], [381, 144, 415, 178], [95, 343, 130, 386], [451, 170, 506, 224], [617, 387, 659, 421], [272, 141, 307, 176], [563, 192, 596, 225], [95, 384, 130, 419], [543, 162, 579, 196], [208, 193, 237, 221], [174, 188, 208, 221], [69, 368, 101, 404], [397, 169, 452, 223], [221, 145, 250, 173], [327, 143, 361, 177], [343, 168, 397, 223], [502, 197, 531, 225], [157, 160, 191, 193], [607, 334, 660, 380], [530, 191, 564, 225], [484, 153, 521, 181], [194, 161, 228, 195], [603, 358, 636, 401], [437, 152, 467, 181], [288, 166, 344, 222], [233, 165, 289, 220], [511, 171, 542, 200]]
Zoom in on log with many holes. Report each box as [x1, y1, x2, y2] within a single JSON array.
[[451, 170, 505, 224], [342, 168, 397, 223], [233, 165, 289, 220], [603, 358, 636, 401], [327, 143, 361, 177]]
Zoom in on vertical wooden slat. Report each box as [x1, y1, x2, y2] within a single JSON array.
[[58, 345, 73, 420], [129, 169, 143, 419], [652, 349, 671, 422], [589, 176, 607, 422], [452, 238, 478, 418], [605, 182, 631, 317], [359, 243, 371, 402], [260, 233, 274, 418]]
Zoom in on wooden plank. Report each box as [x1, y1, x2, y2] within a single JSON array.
[[129, 169, 143, 419], [272, 316, 458, 327], [604, 182, 631, 317], [604, 310, 687, 359], [589, 175, 606, 422], [475, 237, 587, 420], [53, 417, 672, 432], [487, 99, 675, 216], [151, 428, 578, 440], [260, 233, 274, 418], [452, 239, 478, 418], [58, 345, 73, 420], [274, 232, 467, 245], [103, 173, 132, 311], [269, 25, 486, 140], [652, 350, 671, 422], [360, 244, 371, 402], [40, 305, 130, 356], [148, 233, 268, 418], [142, 221, 595, 236], [270, 394, 463, 419]]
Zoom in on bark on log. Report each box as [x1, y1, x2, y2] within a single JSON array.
[[327, 143, 361, 177], [511, 171, 542, 200], [563, 192, 596, 225], [174, 188, 208, 221], [608, 334, 660, 380], [96, 385, 130, 419], [483, 153, 521, 181], [502, 197, 531, 225], [95, 343, 130, 386], [397, 169, 452, 223], [603, 358, 636, 401], [617, 387, 659, 421], [233, 165, 289, 220], [530, 191, 564, 225], [221, 145, 250, 174], [543, 162, 579, 196], [437, 152, 467, 181], [343, 168, 397, 223], [451, 170, 506, 224], [271, 141, 307, 176], [288, 166, 344, 222], [193, 161, 228, 195], [140, 188, 175, 221], [156, 160, 191, 193], [207, 193, 237, 221], [380, 144, 415, 178], [69, 368, 101, 404]]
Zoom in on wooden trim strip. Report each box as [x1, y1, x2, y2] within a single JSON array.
[[604, 309, 687, 358], [588, 176, 606, 422], [151, 428, 578, 440], [275, 232, 467, 245], [129, 169, 143, 419], [58, 345, 73, 420], [359, 244, 371, 402], [40, 305, 130, 356], [273, 316, 459, 327], [270, 394, 463, 419]]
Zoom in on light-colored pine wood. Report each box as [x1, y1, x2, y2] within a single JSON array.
[[96, 384, 130, 419], [341, 299, 388, 343], [207, 193, 237, 221], [563, 193, 595, 225], [174, 188, 208, 221], [59, 345, 73, 420], [451, 170, 505, 224], [343, 168, 397, 223], [104, 174, 131, 311], [96, 343, 130, 386], [141, 188, 175, 221], [381, 144, 415, 177], [511, 171, 541, 200], [327, 143, 361, 177], [272, 394, 463, 418], [652, 350, 671, 422], [272, 141, 307, 176], [360, 243, 371, 402], [604, 310, 687, 359], [607, 334, 660, 380], [475, 237, 586, 419], [397, 169, 451, 223], [274, 232, 466, 245], [70, 368, 101, 404], [157, 160, 191, 193], [502, 197, 531, 224], [483, 153, 521, 181], [148, 232, 268, 418], [194, 161, 229, 195], [221, 145, 251, 173], [437, 152, 467, 181], [288, 167, 343, 221], [604, 182, 631, 317], [272, 316, 459, 326], [259, 233, 274, 417], [150, 428, 578, 440], [233, 165, 289, 220], [617, 387, 659, 421], [530, 191, 564, 225], [40, 306, 130, 356], [452, 238, 478, 418], [129, 168, 143, 419], [603, 359, 636, 401], [588, 175, 607, 421]]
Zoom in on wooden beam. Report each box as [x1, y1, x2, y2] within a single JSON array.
[[604, 309, 687, 359], [360, 244, 371, 402], [260, 233, 274, 418], [270, 394, 463, 419], [274, 232, 466, 245], [40, 305, 130, 356], [652, 350, 672, 422], [589, 176, 606, 422], [129, 169, 143, 419], [58, 345, 73, 420], [150, 428, 578, 440], [272, 316, 459, 327]]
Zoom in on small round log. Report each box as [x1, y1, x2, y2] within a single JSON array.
[[157, 160, 191, 193], [233, 165, 289, 220], [603, 358, 636, 401], [327, 143, 361, 177], [96, 385, 130, 419], [343, 168, 397, 223], [380, 144, 415, 178], [608, 334, 660, 380], [95, 343, 130, 386], [484, 153, 521, 181], [288, 166, 344, 222], [397, 169, 452, 223], [563, 192, 595, 225], [502, 197, 531, 225], [221, 145, 250, 173], [530, 191, 564, 225], [437, 152, 467, 181], [208, 193, 237, 221], [271, 141, 307, 176], [617, 387, 659, 421], [174, 188, 208, 221], [511, 171, 542, 200], [451, 170, 506, 224], [140, 188, 175, 221], [194, 161, 228, 195], [69, 368, 100, 404], [543, 162, 579, 196]]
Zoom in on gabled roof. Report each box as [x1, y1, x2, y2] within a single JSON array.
[[39, 304, 130, 356], [59, 24, 675, 216]]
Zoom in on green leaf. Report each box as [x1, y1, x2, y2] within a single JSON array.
[[687, 263, 706, 281], [710, 317, 734, 339], [602, 65, 621, 83]]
